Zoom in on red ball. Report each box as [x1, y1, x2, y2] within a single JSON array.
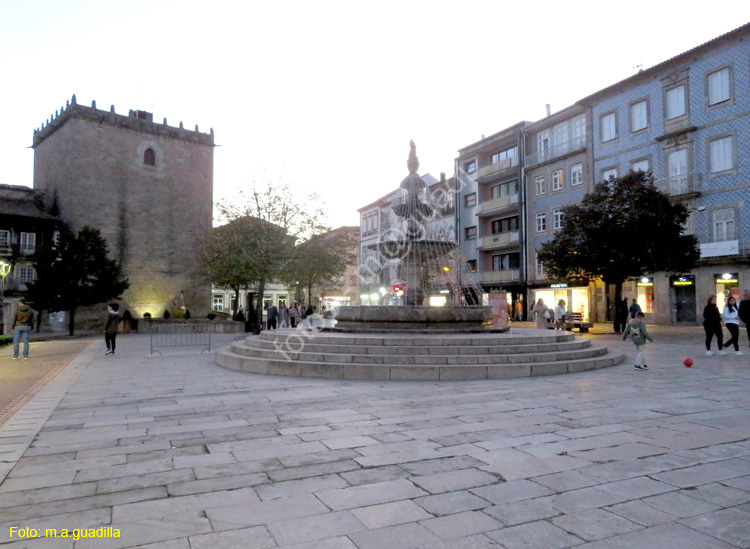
[[683, 358, 693, 367]]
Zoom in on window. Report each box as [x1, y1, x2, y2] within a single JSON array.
[[536, 252, 545, 276], [552, 169, 564, 191], [535, 175, 546, 196], [553, 122, 568, 147], [631, 159, 650, 173], [553, 208, 564, 230], [570, 163, 583, 186], [710, 136, 733, 173], [361, 211, 378, 235], [572, 114, 586, 145], [492, 253, 519, 271], [668, 149, 688, 193], [708, 68, 730, 106], [491, 216, 519, 234], [465, 161, 476, 174], [144, 148, 156, 166], [464, 193, 477, 207], [602, 168, 617, 182], [467, 259, 477, 273], [464, 226, 477, 240], [537, 131, 550, 159], [20, 232, 36, 255], [0, 230, 9, 247], [491, 146, 517, 164], [491, 180, 519, 199], [631, 100, 648, 132], [601, 112, 616, 142], [666, 85, 686, 119], [535, 212, 546, 233], [17, 265, 35, 284], [713, 208, 735, 241], [212, 295, 224, 312], [52, 230, 61, 247]]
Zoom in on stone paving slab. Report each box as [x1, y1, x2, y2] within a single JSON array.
[[0, 330, 748, 547]]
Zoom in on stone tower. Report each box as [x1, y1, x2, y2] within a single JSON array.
[[32, 95, 214, 316]]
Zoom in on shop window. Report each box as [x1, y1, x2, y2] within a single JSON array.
[[636, 277, 655, 313]]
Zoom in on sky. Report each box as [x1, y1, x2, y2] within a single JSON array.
[[2, 1, 750, 230]]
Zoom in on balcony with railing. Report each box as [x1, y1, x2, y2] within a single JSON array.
[[525, 135, 586, 167], [476, 156, 519, 181], [477, 194, 519, 216], [481, 269, 521, 284], [478, 231, 519, 251], [653, 172, 700, 199]]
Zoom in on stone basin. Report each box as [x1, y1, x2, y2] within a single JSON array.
[[328, 305, 507, 333]]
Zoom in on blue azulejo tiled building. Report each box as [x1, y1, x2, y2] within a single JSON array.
[[577, 22, 750, 324]]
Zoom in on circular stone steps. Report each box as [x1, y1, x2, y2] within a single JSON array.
[[215, 328, 624, 381]]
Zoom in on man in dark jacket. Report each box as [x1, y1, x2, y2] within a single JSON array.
[[12, 299, 35, 359]]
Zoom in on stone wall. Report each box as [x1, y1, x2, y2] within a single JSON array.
[[32, 98, 214, 316]]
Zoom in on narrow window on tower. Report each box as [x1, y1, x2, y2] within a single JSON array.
[[144, 148, 156, 166]]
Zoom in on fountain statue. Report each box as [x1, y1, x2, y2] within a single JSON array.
[[332, 141, 501, 332]]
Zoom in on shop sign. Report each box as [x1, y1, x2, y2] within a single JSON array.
[[700, 240, 738, 258], [671, 276, 694, 287], [636, 277, 653, 287], [714, 273, 738, 284], [550, 283, 568, 288]]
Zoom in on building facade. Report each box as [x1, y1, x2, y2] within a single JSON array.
[[455, 123, 530, 315], [580, 23, 750, 324], [32, 96, 215, 317], [522, 106, 606, 323], [0, 185, 60, 333]]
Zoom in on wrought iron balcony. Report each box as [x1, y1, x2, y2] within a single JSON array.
[[525, 135, 586, 167], [653, 172, 700, 198]]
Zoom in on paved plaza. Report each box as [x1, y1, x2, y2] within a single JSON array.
[[0, 326, 748, 548]]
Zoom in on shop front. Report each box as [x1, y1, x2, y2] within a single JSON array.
[[670, 275, 696, 323], [714, 272, 739, 311], [635, 277, 655, 315], [531, 283, 591, 322]]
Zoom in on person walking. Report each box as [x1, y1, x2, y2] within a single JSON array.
[[278, 302, 290, 328], [530, 298, 550, 330], [289, 302, 299, 328], [623, 311, 654, 370], [11, 299, 35, 359], [265, 301, 278, 330], [739, 290, 750, 350], [305, 304, 314, 327], [629, 298, 642, 319], [513, 300, 523, 322], [722, 296, 743, 355], [554, 299, 567, 331], [104, 303, 120, 355], [703, 294, 726, 356]]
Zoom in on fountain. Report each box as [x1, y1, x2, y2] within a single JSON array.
[[215, 143, 624, 380], [333, 141, 500, 332]]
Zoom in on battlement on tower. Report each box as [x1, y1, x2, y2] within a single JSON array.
[[32, 94, 215, 148]]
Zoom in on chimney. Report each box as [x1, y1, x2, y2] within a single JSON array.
[[545, 104, 551, 117]]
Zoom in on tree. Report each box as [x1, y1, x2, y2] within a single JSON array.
[[196, 181, 326, 333], [27, 226, 129, 335], [537, 171, 699, 326], [283, 226, 358, 307]]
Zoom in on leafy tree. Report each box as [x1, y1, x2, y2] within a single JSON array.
[[283, 226, 358, 307], [537, 171, 699, 326], [196, 181, 326, 333], [27, 226, 129, 335]]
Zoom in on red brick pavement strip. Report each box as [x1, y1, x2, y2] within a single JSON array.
[[0, 339, 95, 427]]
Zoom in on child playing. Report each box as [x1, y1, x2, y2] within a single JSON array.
[[623, 311, 653, 370]]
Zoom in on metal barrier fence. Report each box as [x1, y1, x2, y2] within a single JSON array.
[[150, 323, 211, 355]]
